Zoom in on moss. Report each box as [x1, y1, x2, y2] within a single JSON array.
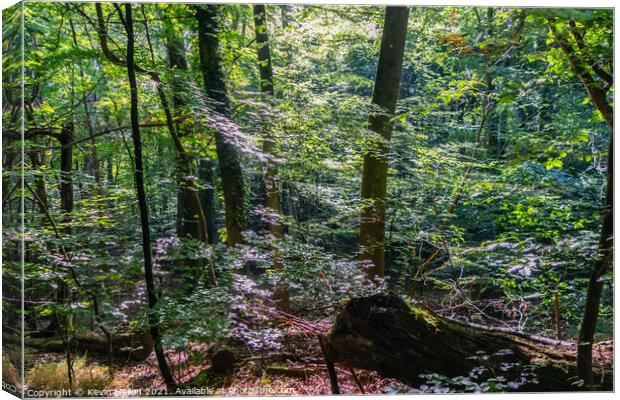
[[325, 294, 609, 390], [408, 306, 441, 330], [265, 365, 312, 377]]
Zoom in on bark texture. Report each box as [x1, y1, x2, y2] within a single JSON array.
[[359, 6, 409, 278], [252, 4, 288, 309], [196, 4, 248, 246], [198, 158, 217, 244], [577, 133, 613, 385]]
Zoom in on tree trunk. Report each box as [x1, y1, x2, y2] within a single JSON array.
[[483, 8, 499, 155], [198, 158, 217, 244], [9, 331, 153, 361], [359, 7, 409, 278], [123, 3, 176, 389], [164, 25, 214, 243], [577, 131, 613, 385], [58, 124, 74, 223], [140, 14, 210, 247], [29, 142, 49, 211], [280, 5, 292, 29], [548, 20, 614, 387], [166, 31, 189, 110], [253, 4, 284, 239], [95, 2, 212, 249], [57, 120, 74, 342], [323, 294, 612, 391], [252, 4, 288, 309], [196, 4, 248, 246], [68, 17, 102, 189], [253, 5, 275, 97]]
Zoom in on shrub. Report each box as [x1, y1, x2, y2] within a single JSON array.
[[26, 356, 109, 391], [2, 355, 19, 385]]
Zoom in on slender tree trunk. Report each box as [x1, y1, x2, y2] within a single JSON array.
[[198, 158, 217, 244], [106, 158, 114, 186], [58, 123, 74, 225], [166, 34, 189, 108], [482, 8, 499, 155], [548, 20, 614, 387], [577, 121, 613, 385], [123, 3, 176, 388], [359, 6, 409, 278], [280, 5, 292, 29], [95, 2, 212, 249], [253, 4, 283, 237], [29, 141, 49, 211], [253, 4, 288, 309], [57, 123, 76, 380], [577, 134, 613, 385], [137, 7, 216, 277], [253, 4, 275, 96], [497, 107, 507, 156], [195, 4, 248, 246], [70, 17, 102, 190], [148, 40, 208, 245]]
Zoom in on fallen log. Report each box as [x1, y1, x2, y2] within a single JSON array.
[[265, 365, 314, 378], [4, 331, 153, 361], [322, 294, 612, 391]]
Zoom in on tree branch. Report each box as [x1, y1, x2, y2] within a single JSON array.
[[95, 3, 159, 80], [548, 19, 613, 128], [568, 20, 613, 87]]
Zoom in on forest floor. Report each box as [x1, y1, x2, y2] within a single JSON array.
[[27, 321, 404, 396], [23, 333, 614, 396], [21, 291, 614, 396], [107, 352, 403, 396], [106, 315, 613, 396], [112, 309, 405, 396]]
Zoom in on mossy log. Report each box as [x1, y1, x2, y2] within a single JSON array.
[[5, 331, 154, 361], [322, 294, 612, 391], [265, 365, 314, 377]]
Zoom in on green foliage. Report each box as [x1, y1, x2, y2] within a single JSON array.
[[2, 3, 613, 392]]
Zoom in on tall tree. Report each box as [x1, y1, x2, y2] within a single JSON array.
[[69, 17, 102, 189], [163, 20, 216, 242], [94, 3, 213, 252], [195, 4, 248, 246], [140, 5, 211, 248], [359, 6, 409, 278], [123, 3, 176, 388], [253, 4, 283, 238], [548, 15, 613, 387], [480, 8, 500, 155], [252, 4, 288, 309]]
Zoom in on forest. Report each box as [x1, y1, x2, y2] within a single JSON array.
[[1, 1, 614, 396]]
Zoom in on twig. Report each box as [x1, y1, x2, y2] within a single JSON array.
[[349, 368, 365, 394], [318, 335, 340, 394]]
